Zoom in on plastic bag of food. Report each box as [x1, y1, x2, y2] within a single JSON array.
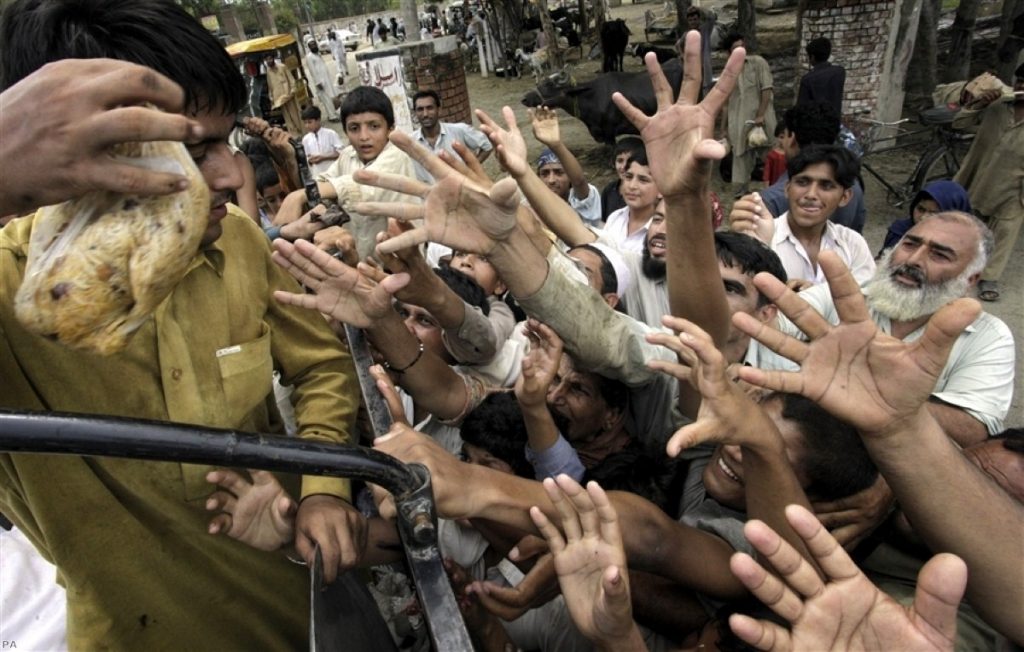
[[14, 139, 209, 355], [747, 125, 768, 148]]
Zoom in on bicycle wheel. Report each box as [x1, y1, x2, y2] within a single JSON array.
[[910, 146, 959, 196]]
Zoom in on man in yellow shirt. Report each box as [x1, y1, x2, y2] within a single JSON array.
[[0, 0, 363, 648]]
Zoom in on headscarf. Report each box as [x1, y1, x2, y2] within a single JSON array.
[[909, 180, 972, 218]]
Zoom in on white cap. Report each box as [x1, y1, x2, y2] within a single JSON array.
[[588, 242, 633, 298]]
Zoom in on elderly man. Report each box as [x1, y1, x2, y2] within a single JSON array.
[[757, 211, 1014, 444]]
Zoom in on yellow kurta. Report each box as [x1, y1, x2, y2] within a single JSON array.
[[0, 206, 359, 649]]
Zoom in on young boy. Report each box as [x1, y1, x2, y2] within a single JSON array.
[[730, 144, 875, 287], [275, 86, 415, 258], [300, 105, 343, 176], [599, 136, 645, 221]]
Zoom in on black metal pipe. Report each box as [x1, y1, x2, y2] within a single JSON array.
[[0, 410, 424, 497]]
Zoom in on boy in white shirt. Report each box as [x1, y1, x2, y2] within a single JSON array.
[[300, 105, 343, 176]]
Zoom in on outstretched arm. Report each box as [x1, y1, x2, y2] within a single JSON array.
[[611, 34, 747, 416], [732, 252, 1024, 645]]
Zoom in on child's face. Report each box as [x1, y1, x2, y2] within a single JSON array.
[[622, 161, 658, 212], [303, 118, 321, 134], [259, 182, 287, 218], [462, 443, 515, 475], [344, 111, 392, 162], [614, 151, 632, 178], [451, 251, 506, 296]]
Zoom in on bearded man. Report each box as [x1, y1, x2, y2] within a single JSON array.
[[756, 211, 1014, 445]]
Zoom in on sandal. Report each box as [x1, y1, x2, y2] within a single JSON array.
[[978, 280, 1000, 302]]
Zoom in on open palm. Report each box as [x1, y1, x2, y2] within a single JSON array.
[[271, 238, 406, 328], [733, 253, 981, 435], [531, 476, 636, 645], [730, 504, 964, 652], [612, 32, 745, 196]]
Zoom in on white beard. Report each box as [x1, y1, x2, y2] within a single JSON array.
[[864, 249, 972, 322]]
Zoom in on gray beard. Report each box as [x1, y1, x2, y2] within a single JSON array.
[[864, 249, 972, 322]]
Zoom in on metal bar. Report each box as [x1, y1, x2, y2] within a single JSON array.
[[0, 410, 419, 495], [0, 409, 475, 652]]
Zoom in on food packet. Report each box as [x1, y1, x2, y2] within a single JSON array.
[[14, 139, 209, 355]]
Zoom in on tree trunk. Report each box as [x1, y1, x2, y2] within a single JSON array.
[[994, 0, 1024, 82], [876, 0, 923, 125], [737, 0, 757, 52], [594, 0, 608, 41], [906, 0, 939, 107], [538, 0, 565, 69], [943, 0, 981, 82]]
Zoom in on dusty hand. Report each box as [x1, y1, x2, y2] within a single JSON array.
[[206, 469, 297, 551], [729, 504, 964, 652], [312, 224, 356, 256], [476, 106, 531, 178], [271, 238, 409, 327], [529, 105, 562, 147], [352, 132, 520, 257], [0, 59, 204, 214], [733, 252, 981, 436], [647, 315, 781, 458], [515, 320, 564, 409], [531, 475, 640, 649], [611, 34, 746, 197], [729, 193, 774, 243], [294, 495, 369, 583]]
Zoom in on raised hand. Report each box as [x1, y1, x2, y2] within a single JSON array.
[[530, 475, 646, 651], [728, 504, 964, 652], [732, 252, 981, 436], [728, 192, 775, 243], [646, 315, 781, 458], [529, 106, 563, 147], [351, 131, 521, 256], [611, 32, 746, 197], [271, 238, 409, 328], [515, 320, 564, 410], [205, 469, 297, 551], [476, 106, 531, 178]]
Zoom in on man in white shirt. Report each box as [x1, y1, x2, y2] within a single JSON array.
[[410, 89, 492, 183], [304, 41, 339, 121], [730, 144, 874, 287], [301, 105, 343, 175], [601, 150, 659, 254]]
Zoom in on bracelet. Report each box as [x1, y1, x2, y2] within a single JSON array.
[[382, 339, 425, 374]]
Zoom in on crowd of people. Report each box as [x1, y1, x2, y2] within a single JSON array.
[[0, 0, 1021, 650]]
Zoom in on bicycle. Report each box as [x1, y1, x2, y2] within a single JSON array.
[[843, 107, 975, 207]]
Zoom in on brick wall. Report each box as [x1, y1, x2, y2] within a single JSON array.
[[801, 0, 897, 117], [402, 40, 473, 124]]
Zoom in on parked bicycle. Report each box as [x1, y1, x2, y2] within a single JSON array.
[[843, 107, 974, 207]]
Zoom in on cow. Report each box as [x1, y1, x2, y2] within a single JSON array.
[[522, 60, 684, 145], [600, 19, 630, 72], [630, 42, 677, 64]]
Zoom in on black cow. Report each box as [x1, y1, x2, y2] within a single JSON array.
[[630, 42, 677, 64], [600, 19, 630, 72], [522, 60, 684, 145]]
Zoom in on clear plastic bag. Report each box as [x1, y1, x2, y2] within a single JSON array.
[[14, 140, 209, 355]]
